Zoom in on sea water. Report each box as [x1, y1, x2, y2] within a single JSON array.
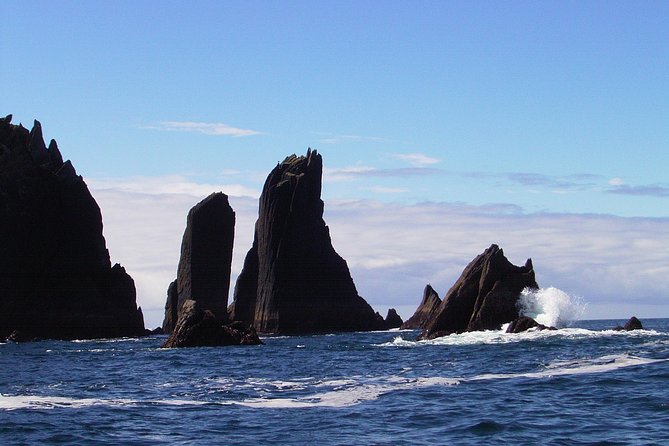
[[1, 298, 668, 444]]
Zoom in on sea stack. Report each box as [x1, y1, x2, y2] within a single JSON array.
[[401, 284, 442, 329], [420, 244, 538, 340], [163, 192, 235, 334], [0, 115, 145, 340], [229, 149, 379, 334]]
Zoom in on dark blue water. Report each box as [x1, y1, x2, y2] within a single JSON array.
[[2, 319, 668, 445]]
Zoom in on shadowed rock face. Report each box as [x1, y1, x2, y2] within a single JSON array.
[[229, 149, 379, 334], [0, 115, 144, 340], [506, 316, 556, 333], [163, 193, 235, 334], [420, 244, 538, 340], [162, 300, 261, 348], [401, 284, 442, 329]]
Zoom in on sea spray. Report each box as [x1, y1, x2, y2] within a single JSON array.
[[517, 287, 586, 327]]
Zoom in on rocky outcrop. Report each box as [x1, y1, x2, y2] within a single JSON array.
[[163, 193, 235, 334], [615, 316, 643, 331], [162, 300, 262, 348], [229, 149, 379, 334], [420, 245, 538, 340], [506, 316, 556, 333], [382, 309, 403, 329], [401, 284, 442, 329], [0, 115, 145, 340]]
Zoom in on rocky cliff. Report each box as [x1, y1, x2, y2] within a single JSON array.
[[420, 244, 538, 340], [401, 284, 442, 329], [163, 192, 235, 334], [0, 115, 144, 340], [229, 149, 379, 334]]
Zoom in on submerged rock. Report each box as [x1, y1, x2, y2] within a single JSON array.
[[401, 284, 442, 329], [229, 149, 379, 334], [0, 115, 145, 340], [163, 192, 235, 334], [420, 245, 538, 340], [161, 300, 262, 348]]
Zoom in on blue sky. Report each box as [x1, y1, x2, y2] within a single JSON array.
[[3, 1, 668, 326]]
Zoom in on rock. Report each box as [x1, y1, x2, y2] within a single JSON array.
[[506, 316, 556, 333], [229, 149, 379, 334], [382, 308, 403, 329], [420, 245, 538, 340], [0, 116, 145, 340], [401, 284, 442, 329], [162, 192, 235, 334], [6, 330, 39, 343], [146, 327, 165, 335], [161, 300, 262, 348], [615, 316, 643, 331]]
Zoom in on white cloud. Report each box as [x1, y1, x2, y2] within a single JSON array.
[[89, 178, 669, 329], [608, 177, 625, 186], [392, 153, 440, 167], [88, 175, 260, 198], [144, 121, 261, 137]]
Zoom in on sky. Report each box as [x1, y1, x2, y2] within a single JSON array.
[[3, 1, 668, 328]]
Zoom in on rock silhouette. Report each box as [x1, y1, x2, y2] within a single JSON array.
[[229, 149, 379, 334], [420, 244, 538, 340], [162, 300, 262, 348], [506, 316, 556, 333], [401, 284, 442, 329], [615, 316, 643, 331], [0, 115, 144, 340], [163, 193, 235, 334], [382, 308, 403, 329]]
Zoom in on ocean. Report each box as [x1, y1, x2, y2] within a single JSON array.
[[1, 318, 668, 445]]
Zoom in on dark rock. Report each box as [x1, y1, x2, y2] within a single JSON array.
[[6, 330, 39, 343], [506, 316, 556, 333], [146, 327, 165, 335], [383, 308, 404, 329], [420, 245, 538, 340], [615, 316, 643, 331], [161, 300, 262, 348], [401, 284, 442, 329], [229, 149, 379, 334], [0, 116, 145, 340], [162, 192, 235, 334]]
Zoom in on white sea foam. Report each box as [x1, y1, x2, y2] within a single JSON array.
[[517, 287, 586, 327], [2, 353, 665, 411]]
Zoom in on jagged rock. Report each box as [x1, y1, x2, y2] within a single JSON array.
[[420, 245, 538, 340], [229, 149, 379, 334], [161, 300, 262, 348], [0, 115, 145, 340], [162, 192, 235, 334], [401, 284, 442, 329], [615, 316, 643, 331], [383, 308, 403, 329], [506, 316, 556, 333]]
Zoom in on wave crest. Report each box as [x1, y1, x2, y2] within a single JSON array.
[[517, 287, 586, 327]]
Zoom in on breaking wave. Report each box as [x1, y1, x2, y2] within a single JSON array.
[[517, 287, 586, 327]]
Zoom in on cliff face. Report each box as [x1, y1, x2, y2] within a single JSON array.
[[229, 149, 379, 334], [420, 244, 538, 340], [163, 193, 235, 333], [0, 115, 144, 340], [401, 284, 442, 329]]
